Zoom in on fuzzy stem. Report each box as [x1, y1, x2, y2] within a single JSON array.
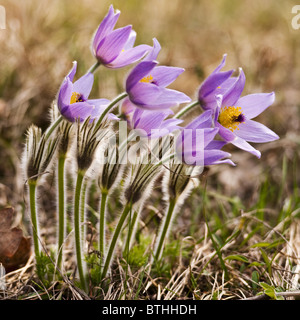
[[173, 101, 200, 119], [44, 115, 63, 141], [74, 170, 88, 292], [57, 154, 66, 270], [99, 189, 108, 261], [94, 92, 128, 132], [80, 180, 88, 244], [123, 209, 138, 258], [28, 179, 40, 260], [154, 198, 177, 261], [101, 202, 132, 280], [88, 61, 101, 74]]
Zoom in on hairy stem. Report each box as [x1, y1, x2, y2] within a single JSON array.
[[28, 179, 40, 260], [74, 170, 88, 292], [94, 92, 128, 132], [154, 198, 177, 261], [88, 61, 101, 74], [99, 189, 108, 262], [57, 154, 66, 270], [44, 115, 63, 141], [101, 202, 132, 280]]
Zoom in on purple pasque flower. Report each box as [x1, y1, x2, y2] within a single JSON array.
[[57, 61, 118, 122], [198, 54, 236, 111], [176, 110, 235, 166], [125, 60, 191, 110], [92, 5, 151, 68], [212, 69, 279, 158], [121, 98, 183, 138]]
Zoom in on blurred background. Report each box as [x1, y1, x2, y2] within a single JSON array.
[[0, 0, 299, 209]]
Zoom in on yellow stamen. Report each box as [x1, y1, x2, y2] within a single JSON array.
[[218, 106, 244, 132], [140, 75, 154, 83], [70, 92, 83, 104]]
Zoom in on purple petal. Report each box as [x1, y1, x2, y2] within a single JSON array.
[[72, 72, 94, 100], [143, 38, 161, 61], [206, 140, 227, 150], [150, 66, 185, 87], [67, 61, 77, 82], [215, 121, 236, 142], [96, 25, 132, 64], [57, 77, 73, 111], [60, 101, 95, 122], [107, 44, 151, 68], [198, 70, 233, 101], [185, 110, 213, 130], [235, 119, 279, 143], [213, 53, 227, 73], [230, 136, 261, 158], [126, 61, 157, 92], [123, 30, 136, 50], [203, 149, 234, 166], [92, 5, 120, 54], [222, 68, 245, 107], [237, 92, 275, 119]]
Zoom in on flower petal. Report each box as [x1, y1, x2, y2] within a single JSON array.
[[203, 149, 234, 166], [57, 77, 73, 110], [126, 61, 157, 92], [150, 66, 185, 87], [235, 119, 279, 143], [143, 38, 161, 61], [185, 110, 213, 130], [230, 136, 261, 158], [67, 61, 77, 82], [92, 5, 120, 54], [237, 92, 275, 119], [222, 68, 245, 106], [73, 72, 94, 100], [60, 101, 95, 122], [107, 44, 151, 68], [96, 25, 132, 64]]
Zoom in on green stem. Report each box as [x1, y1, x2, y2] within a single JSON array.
[[123, 209, 138, 258], [57, 154, 66, 270], [99, 189, 108, 261], [101, 202, 132, 280], [88, 61, 101, 74], [74, 170, 88, 292], [154, 198, 177, 261], [94, 92, 128, 132], [44, 115, 63, 141], [28, 180, 40, 260], [80, 180, 88, 244], [173, 101, 200, 119]]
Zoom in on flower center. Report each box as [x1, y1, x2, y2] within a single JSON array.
[[140, 75, 154, 83], [218, 106, 245, 132], [70, 92, 83, 104]]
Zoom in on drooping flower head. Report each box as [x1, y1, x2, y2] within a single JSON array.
[[176, 110, 235, 166], [212, 69, 279, 158], [92, 5, 151, 68], [57, 61, 117, 122], [198, 54, 235, 111], [120, 98, 183, 138], [125, 60, 191, 110]]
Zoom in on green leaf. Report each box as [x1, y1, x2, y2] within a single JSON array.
[[224, 255, 249, 263]]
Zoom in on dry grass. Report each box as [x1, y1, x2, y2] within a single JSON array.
[[0, 0, 300, 300]]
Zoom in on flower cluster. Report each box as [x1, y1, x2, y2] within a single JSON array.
[[22, 4, 279, 293]]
